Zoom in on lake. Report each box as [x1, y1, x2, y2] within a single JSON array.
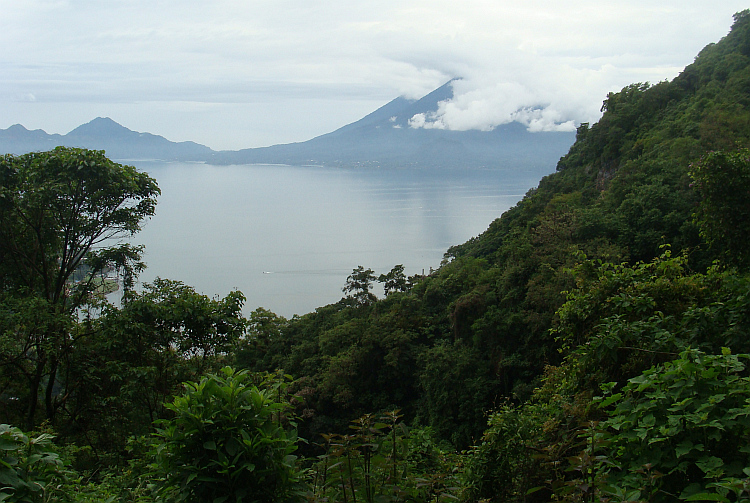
[[124, 161, 553, 317]]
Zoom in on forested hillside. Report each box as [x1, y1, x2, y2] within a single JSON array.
[[243, 9, 750, 448], [3, 11, 750, 503]]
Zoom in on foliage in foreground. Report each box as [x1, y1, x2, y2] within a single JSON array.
[[0, 147, 159, 431], [0, 425, 68, 503], [600, 349, 750, 502], [151, 368, 305, 503], [461, 251, 750, 502], [307, 412, 459, 503]]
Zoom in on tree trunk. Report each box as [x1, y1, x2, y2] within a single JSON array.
[[45, 356, 59, 423], [26, 357, 45, 431]]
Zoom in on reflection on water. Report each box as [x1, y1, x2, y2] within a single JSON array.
[[124, 162, 550, 317]]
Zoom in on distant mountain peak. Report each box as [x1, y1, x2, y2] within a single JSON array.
[[91, 116, 118, 124], [68, 117, 134, 138], [321, 80, 458, 138], [0, 117, 212, 161], [7, 124, 29, 131]]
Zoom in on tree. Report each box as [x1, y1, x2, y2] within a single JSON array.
[[689, 148, 750, 268], [0, 147, 159, 428], [378, 264, 408, 296], [343, 266, 377, 306], [116, 278, 246, 366], [234, 307, 288, 371], [59, 279, 247, 454]]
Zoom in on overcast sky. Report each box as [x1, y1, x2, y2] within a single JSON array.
[[1, 1, 747, 150]]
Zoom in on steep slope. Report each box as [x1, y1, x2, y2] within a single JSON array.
[[453, 10, 750, 265]]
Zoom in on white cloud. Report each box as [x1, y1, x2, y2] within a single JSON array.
[[0, 0, 747, 148], [13, 93, 37, 103]]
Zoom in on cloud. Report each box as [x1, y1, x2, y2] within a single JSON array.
[[404, 75, 596, 132], [13, 93, 37, 103], [392, 1, 746, 132], [0, 0, 747, 148]]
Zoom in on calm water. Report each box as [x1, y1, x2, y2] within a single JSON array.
[[124, 162, 550, 317]]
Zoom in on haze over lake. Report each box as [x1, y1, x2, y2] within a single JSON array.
[[127, 162, 552, 317]]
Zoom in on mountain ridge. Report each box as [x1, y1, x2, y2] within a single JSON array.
[[0, 83, 576, 169]]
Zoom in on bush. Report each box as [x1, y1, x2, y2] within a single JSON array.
[[0, 424, 69, 503], [598, 349, 750, 502], [151, 368, 305, 503]]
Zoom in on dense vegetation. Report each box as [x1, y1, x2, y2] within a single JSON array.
[[3, 10, 750, 502]]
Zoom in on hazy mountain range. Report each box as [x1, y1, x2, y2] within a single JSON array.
[[0, 82, 576, 170]]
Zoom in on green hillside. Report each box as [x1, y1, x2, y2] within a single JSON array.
[[242, 10, 750, 449]]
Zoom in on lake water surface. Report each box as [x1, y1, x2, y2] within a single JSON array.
[[126, 162, 551, 317]]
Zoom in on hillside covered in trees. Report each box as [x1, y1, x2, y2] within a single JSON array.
[[4, 10, 750, 503]]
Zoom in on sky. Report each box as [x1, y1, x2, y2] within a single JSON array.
[[1, 1, 748, 151]]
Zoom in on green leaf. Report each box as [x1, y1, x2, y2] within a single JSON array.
[[684, 492, 729, 502], [640, 414, 656, 428], [696, 456, 724, 474], [598, 393, 623, 408], [0, 469, 24, 489], [675, 440, 696, 458]]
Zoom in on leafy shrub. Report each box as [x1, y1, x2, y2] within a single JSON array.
[[0, 425, 69, 503], [309, 412, 459, 503], [598, 349, 750, 502], [460, 405, 546, 503], [151, 367, 305, 503]]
